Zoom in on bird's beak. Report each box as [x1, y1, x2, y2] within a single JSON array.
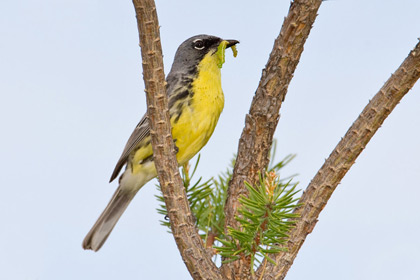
[[224, 39, 240, 48]]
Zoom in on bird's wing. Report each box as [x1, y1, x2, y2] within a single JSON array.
[[109, 114, 150, 182], [109, 72, 183, 183]]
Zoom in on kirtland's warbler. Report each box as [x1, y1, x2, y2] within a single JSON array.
[[83, 35, 239, 251]]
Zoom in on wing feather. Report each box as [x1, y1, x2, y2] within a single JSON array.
[[109, 114, 150, 182], [109, 72, 184, 182]]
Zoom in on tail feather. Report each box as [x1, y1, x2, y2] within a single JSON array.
[[83, 187, 136, 251]]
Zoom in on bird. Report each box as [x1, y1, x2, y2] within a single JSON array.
[[82, 34, 239, 251]]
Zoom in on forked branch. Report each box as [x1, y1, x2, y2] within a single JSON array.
[[131, 0, 420, 279]]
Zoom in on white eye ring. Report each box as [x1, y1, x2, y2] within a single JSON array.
[[193, 39, 205, 50]]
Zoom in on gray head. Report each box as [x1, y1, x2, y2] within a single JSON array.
[[169, 34, 239, 74]]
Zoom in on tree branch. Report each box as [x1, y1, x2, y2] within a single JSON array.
[[222, 0, 322, 278], [132, 1, 222, 279], [261, 39, 420, 280]]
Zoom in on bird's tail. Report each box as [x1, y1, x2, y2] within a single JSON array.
[[82, 187, 137, 251]]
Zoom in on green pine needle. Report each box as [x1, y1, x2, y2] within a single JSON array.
[[156, 140, 300, 275], [214, 169, 300, 273]]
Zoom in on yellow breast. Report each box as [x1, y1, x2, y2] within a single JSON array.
[[171, 51, 225, 165], [131, 51, 224, 176]]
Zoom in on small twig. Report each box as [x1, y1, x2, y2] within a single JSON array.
[[205, 232, 217, 249], [260, 39, 420, 280], [258, 258, 268, 280]]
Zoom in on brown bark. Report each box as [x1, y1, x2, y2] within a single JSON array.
[[258, 39, 420, 280], [131, 0, 420, 279], [132, 1, 222, 279], [222, 0, 323, 278]]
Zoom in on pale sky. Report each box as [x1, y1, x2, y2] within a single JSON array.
[[1, 0, 420, 279]]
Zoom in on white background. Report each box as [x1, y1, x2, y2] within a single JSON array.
[[1, 0, 419, 279]]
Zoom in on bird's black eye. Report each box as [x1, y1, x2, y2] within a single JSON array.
[[193, 39, 205, 50]]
